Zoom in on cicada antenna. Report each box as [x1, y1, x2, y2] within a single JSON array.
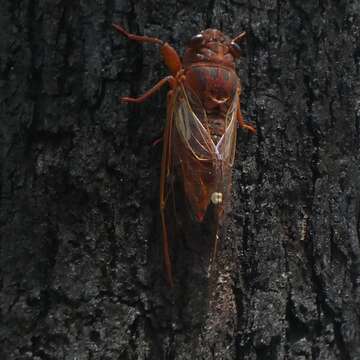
[[231, 31, 246, 43]]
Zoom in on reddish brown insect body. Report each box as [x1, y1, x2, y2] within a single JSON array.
[[113, 24, 255, 286]]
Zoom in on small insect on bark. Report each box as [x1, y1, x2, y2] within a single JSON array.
[[113, 24, 256, 286]]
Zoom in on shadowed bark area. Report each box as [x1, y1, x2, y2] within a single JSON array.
[[1, 0, 360, 359]]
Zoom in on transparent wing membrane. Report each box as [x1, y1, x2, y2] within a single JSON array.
[[172, 85, 238, 221]]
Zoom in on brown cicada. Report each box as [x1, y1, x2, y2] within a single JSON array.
[[113, 24, 255, 286]]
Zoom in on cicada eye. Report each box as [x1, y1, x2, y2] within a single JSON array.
[[189, 34, 204, 48], [229, 41, 241, 58]]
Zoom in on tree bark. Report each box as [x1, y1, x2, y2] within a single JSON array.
[[1, 0, 360, 359]]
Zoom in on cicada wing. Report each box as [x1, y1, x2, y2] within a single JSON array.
[[169, 84, 239, 224], [172, 86, 219, 222], [216, 96, 238, 166], [162, 85, 240, 283], [214, 95, 239, 219], [160, 90, 178, 286], [161, 86, 215, 285], [175, 85, 215, 161]]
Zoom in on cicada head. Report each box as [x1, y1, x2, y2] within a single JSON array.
[[183, 29, 246, 69]]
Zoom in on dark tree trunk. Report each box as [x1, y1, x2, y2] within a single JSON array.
[[1, 0, 360, 359]]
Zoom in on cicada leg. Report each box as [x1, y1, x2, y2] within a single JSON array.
[[121, 76, 176, 103], [113, 23, 163, 45], [237, 106, 256, 133], [152, 136, 163, 146], [113, 23, 182, 76]]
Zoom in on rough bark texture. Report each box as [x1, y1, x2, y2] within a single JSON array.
[[1, 0, 360, 359]]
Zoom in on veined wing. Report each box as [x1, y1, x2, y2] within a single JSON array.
[[174, 85, 215, 161], [215, 97, 238, 166], [172, 85, 239, 222]]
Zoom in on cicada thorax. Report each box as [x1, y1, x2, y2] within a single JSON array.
[[184, 65, 239, 144]]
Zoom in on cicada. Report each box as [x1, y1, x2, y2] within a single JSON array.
[[113, 24, 256, 286]]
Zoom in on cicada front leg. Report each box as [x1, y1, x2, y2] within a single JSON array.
[[113, 24, 182, 76], [120, 76, 176, 104]]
